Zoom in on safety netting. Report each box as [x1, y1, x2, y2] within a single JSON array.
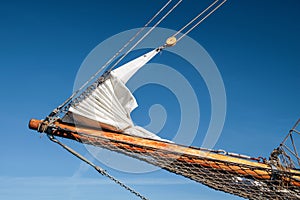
[[56, 47, 300, 199], [45, 120, 300, 200], [28, 1, 300, 199]]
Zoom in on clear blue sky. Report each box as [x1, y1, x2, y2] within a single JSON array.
[[0, 0, 299, 200]]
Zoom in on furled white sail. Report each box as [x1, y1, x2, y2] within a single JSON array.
[[112, 49, 159, 83], [69, 48, 168, 141]]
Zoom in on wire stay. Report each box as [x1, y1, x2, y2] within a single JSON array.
[[48, 134, 149, 200]]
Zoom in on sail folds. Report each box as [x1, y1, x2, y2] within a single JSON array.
[[112, 49, 159, 83], [69, 49, 167, 141], [69, 72, 137, 130]]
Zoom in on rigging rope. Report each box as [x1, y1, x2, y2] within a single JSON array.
[[42, 122, 300, 200], [48, 0, 178, 118], [279, 118, 300, 167], [176, 0, 227, 42], [47, 134, 148, 200], [106, 0, 183, 73], [47, 0, 227, 120], [173, 0, 219, 38], [178, 0, 227, 42], [95, 0, 174, 78]]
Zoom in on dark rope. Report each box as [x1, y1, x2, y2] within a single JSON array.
[[47, 134, 148, 200]]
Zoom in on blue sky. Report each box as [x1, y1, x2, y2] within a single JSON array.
[[0, 0, 299, 200]]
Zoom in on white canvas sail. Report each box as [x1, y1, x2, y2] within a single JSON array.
[[112, 49, 159, 83], [69, 48, 168, 141]]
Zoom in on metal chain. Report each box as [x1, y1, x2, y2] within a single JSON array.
[[47, 134, 148, 200]]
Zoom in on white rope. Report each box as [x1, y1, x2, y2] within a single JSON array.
[[102, 0, 173, 74], [50, 0, 176, 116], [173, 0, 219, 38], [107, 0, 183, 73], [177, 0, 227, 42], [50, 0, 225, 119]]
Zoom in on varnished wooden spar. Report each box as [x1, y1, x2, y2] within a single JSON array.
[[29, 118, 300, 187]]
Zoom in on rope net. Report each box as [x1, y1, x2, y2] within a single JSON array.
[[30, 1, 297, 198], [43, 120, 300, 200], [29, 1, 300, 199], [278, 119, 300, 169]]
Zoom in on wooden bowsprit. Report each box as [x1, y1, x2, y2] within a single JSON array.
[[28, 1, 300, 199], [29, 118, 300, 200]]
